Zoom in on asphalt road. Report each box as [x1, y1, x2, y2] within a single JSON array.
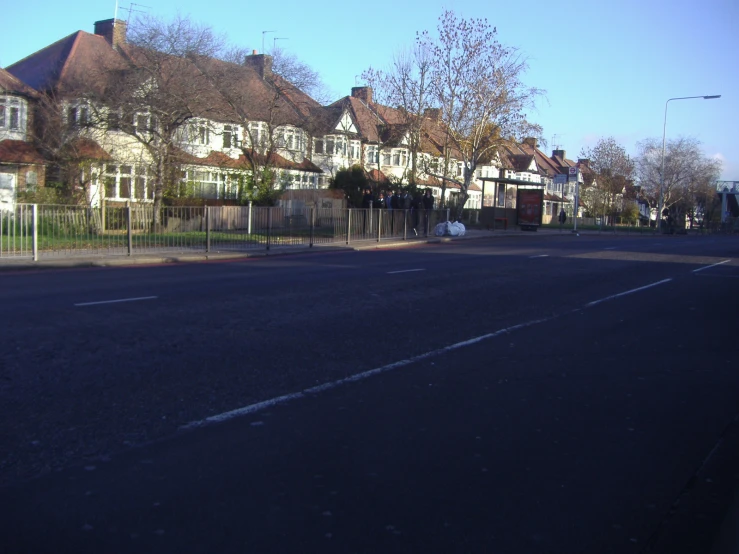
[[1, 234, 738, 553]]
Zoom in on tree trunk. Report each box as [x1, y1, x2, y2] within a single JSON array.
[[152, 154, 166, 231]]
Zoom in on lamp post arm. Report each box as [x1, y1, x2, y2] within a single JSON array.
[[657, 95, 720, 231]]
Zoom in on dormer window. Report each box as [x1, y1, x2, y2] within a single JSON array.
[[0, 97, 22, 130], [223, 125, 240, 148], [68, 105, 89, 127], [188, 120, 210, 145]]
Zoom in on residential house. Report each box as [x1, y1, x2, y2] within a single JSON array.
[[3, 17, 527, 214], [0, 68, 45, 210]]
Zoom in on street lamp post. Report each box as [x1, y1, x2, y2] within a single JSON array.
[[657, 95, 720, 231]]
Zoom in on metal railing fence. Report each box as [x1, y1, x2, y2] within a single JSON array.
[[0, 204, 450, 261]]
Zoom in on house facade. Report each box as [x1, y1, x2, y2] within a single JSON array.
[[0, 68, 45, 210], [6, 17, 580, 215]]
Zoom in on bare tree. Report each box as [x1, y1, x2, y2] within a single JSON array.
[[636, 136, 721, 223], [270, 46, 334, 105], [418, 10, 543, 217], [362, 43, 434, 187], [197, 46, 321, 204], [579, 137, 634, 223], [32, 90, 93, 204], [93, 14, 227, 227]]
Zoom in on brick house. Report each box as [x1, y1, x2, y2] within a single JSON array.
[[0, 68, 45, 210]]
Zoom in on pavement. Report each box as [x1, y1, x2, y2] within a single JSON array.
[[2, 223, 738, 553], [0, 226, 620, 271]]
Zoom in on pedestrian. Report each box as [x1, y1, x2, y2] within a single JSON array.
[[361, 186, 374, 235], [411, 192, 422, 236], [399, 189, 412, 211], [558, 208, 567, 229], [374, 191, 387, 209], [422, 188, 435, 236], [362, 186, 374, 210], [385, 189, 395, 234], [391, 190, 401, 211]]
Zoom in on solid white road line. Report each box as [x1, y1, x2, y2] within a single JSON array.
[[180, 316, 552, 430], [692, 260, 731, 273], [178, 276, 681, 431], [529, 254, 549, 258], [387, 268, 426, 274], [74, 296, 158, 307], [585, 279, 672, 308]]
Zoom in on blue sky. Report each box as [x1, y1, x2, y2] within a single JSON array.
[[3, 0, 737, 180]]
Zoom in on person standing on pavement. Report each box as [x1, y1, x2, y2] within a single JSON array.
[[422, 188, 435, 236], [361, 186, 374, 236], [362, 186, 374, 209], [386, 189, 395, 234], [411, 192, 422, 235]]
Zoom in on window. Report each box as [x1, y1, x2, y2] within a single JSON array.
[[382, 151, 391, 166], [223, 125, 238, 149], [107, 110, 120, 130], [336, 136, 347, 156], [392, 149, 407, 167], [248, 122, 266, 148], [9, 107, 19, 130], [326, 137, 335, 155], [68, 106, 88, 128], [104, 165, 117, 198], [314, 139, 324, 154], [366, 145, 378, 164], [189, 120, 210, 145], [135, 174, 147, 199], [119, 166, 132, 199]]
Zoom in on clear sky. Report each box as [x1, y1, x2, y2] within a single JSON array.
[[3, 0, 737, 180]]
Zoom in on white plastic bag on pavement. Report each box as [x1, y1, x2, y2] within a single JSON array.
[[434, 221, 466, 236], [446, 222, 461, 236], [449, 222, 466, 236]]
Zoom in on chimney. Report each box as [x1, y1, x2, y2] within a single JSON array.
[[424, 108, 441, 121], [523, 137, 537, 148], [552, 149, 566, 160], [94, 19, 127, 48], [351, 86, 373, 104], [577, 158, 590, 169], [244, 53, 273, 79]]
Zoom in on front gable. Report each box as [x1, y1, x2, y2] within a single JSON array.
[[334, 110, 358, 134]]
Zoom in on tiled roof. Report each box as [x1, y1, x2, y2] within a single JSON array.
[[191, 55, 319, 126], [7, 31, 128, 94], [61, 137, 113, 161], [172, 148, 322, 173], [0, 140, 45, 164], [8, 29, 319, 130], [544, 193, 565, 202], [366, 168, 389, 183], [0, 68, 38, 97]]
